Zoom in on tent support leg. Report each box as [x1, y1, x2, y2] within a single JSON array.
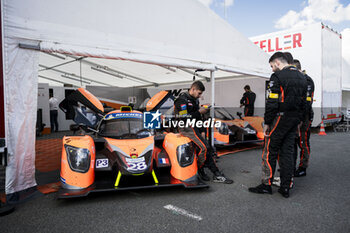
[[210, 70, 215, 149]]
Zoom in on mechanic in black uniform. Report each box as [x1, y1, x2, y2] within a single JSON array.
[[174, 81, 233, 184], [240, 85, 256, 116], [248, 52, 307, 198], [293, 59, 315, 177], [271, 52, 296, 189]]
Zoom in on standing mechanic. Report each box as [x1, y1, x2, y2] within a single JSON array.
[[248, 52, 307, 198], [49, 92, 59, 132], [293, 59, 315, 177], [174, 81, 233, 184], [240, 85, 256, 116]]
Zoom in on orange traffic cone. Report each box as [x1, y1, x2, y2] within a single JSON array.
[[319, 120, 327, 135]]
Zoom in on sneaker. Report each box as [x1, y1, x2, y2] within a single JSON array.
[[273, 177, 294, 189], [213, 171, 234, 184], [248, 184, 272, 194], [278, 187, 290, 198], [294, 168, 306, 177], [272, 177, 281, 187], [198, 168, 210, 181]]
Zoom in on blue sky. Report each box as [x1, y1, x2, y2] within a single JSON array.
[[198, 0, 350, 36], [198, 0, 350, 62]]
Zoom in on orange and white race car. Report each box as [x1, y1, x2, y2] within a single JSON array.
[[211, 107, 264, 147], [58, 88, 207, 198]]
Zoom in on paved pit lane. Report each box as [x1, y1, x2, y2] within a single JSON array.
[[1, 132, 350, 233]]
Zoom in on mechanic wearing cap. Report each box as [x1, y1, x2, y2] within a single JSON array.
[[240, 85, 256, 116], [249, 52, 307, 198], [174, 81, 233, 184], [293, 59, 315, 177]]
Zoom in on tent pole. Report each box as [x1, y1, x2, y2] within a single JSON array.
[[210, 70, 215, 148]]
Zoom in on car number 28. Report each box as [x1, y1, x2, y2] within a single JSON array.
[[127, 161, 147, 171]]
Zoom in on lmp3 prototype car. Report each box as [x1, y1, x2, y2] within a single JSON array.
[[58, 88, 207, 198], [213, 107, 264, 147], [144, 90, 264, 147]]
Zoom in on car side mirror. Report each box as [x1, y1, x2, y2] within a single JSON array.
[[80, 124, 98, 133]]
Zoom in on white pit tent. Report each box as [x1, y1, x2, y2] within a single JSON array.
[[1, 0, 270, 197]]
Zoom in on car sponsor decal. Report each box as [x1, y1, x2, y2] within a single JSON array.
[[126, 156, 147, 171], [126, 157, 145, 163], [104, 112, 142, 120], [96, 158, 109, 168], [60, 176, 66, 184]]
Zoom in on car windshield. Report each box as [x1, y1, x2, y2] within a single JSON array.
[[215, 107, 235, 120], [99, 117, 151, 139]]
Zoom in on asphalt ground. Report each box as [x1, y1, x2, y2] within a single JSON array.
[[1, 131, 350, 233]]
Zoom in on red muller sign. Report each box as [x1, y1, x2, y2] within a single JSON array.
[[253, 33, 302, 52]]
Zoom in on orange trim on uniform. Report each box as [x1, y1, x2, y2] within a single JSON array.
[[280, 86, 285, 102], [299, 130, 304, 167], [270, 116, 281, 134], [305, 121, 311, 155], [191, 127, 207, 162], [264, 138, 273, 185], [262, 116, 281, 185]]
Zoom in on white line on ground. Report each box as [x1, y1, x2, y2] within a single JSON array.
[[163, 204, 203, 221]]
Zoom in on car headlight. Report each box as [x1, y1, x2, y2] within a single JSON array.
[[65, 146, 91, 173], [217, 122, 229, 135], [176, 143, 194, 167]]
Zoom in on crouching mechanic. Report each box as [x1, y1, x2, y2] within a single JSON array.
[[174, 81, 233, 184], [293, 59, 315, 177], [248, 52, 307, 198]]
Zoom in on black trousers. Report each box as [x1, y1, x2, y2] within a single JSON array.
[[262, 116, 299, 189], [178, 127, 219, 174], [294, 117, 312, 170], [50, 110, 58, 132], [244, 106, 254, 116]]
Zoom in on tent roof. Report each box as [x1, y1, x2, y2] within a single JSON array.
[[37, 52, 264, 88], [6, 0, 271, 87]]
